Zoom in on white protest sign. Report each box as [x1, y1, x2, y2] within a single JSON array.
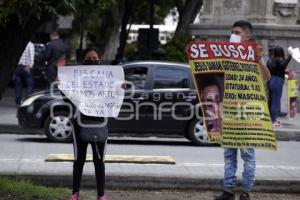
[[288, 46, 300, 63], [58, 65, 125, 117]]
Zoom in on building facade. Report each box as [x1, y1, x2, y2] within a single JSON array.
[[189, 0, 300, 72]]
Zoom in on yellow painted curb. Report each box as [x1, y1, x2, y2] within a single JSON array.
[[45, 154, 175, 164]]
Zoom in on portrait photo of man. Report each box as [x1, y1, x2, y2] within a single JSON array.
[[194, 73, 225, 133], [290, 97, 298, 118]]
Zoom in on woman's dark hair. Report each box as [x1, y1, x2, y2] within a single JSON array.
[[82, 47, 101, 60], [273, 46, 285, 58]]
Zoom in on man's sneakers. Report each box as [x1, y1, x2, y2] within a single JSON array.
[[215, 191, 234, 200], [239, 192, 250, 200], [215, 191, 251, 200], [69, 192, 79, 200]]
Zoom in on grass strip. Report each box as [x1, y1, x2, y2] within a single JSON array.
[[0, 176, 70, 200]]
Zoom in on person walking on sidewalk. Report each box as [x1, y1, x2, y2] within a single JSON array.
[[44, 31, 68, 89], [267, 46, 292, 128], [14, 41, 35, 106], [69, 47, 107, 200], [214, 20, 271, 200]]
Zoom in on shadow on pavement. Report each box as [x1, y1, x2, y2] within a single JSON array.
[[107, 138, 219, 147], [15, 137, 62, 143]]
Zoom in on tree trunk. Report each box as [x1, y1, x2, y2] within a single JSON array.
[[174, 0, 203, 39], [102, 1, 125, 63], [0, 15, 49, 99], [112, 0, 136, 64]]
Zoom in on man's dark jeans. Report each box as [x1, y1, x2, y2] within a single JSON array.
[[46, 64, 57, 89], [14, 64, 34, 105]]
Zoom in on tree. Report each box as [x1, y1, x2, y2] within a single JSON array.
[[161, 0, 203, 63], [0, 0, 72, 99], [70, 0, 129, 62], [174, 0, 203, 38], [0, 0, 203, 98], [101, 0, 126, 62], [72, 0, 116, 61], [111, 0, 202, 62], [111, 0, 137, 64], [111, 0, 174, 63]]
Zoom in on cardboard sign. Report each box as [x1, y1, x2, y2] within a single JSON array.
[[58, 65, 125, 117]]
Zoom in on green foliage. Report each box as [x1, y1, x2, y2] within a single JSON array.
[[124, 42, 137, 58], [0, 176, 70, 200], [133, 0, 174, 24], [96, 0, 116, 10], [0, 0, 57, 26], [65, 0, 114, 16], [163, 35, 191, 63], [85, 6, 113, 47]]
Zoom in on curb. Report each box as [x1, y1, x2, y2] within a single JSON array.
[[275, 130, 300, 141], [0, 124, 43, 135], [2, 174, 300, 193], [1, 124, 300, 142]]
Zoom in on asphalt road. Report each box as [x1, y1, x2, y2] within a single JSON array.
[[0, 134, 300, 169]]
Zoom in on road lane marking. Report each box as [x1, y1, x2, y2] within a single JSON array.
[[0, 158, 44, 162], [177, 163, 300, 170], [45, 154, 176, 164]]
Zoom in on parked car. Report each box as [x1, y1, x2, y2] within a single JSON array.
[[17, 61, 207, 145]]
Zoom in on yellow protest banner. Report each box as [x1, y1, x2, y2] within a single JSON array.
[[287, 79, 298, 118], [187, 41, 276, 150]]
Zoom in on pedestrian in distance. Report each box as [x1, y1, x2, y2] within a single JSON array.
[[14, 41, 35, 106], [214, 20, 271, 200], [69, 47, 108, 200], [267, 45, 292, 128], [44, 31, 68, 89]]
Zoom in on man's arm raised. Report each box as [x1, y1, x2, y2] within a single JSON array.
[[256, 45, 271, 81]]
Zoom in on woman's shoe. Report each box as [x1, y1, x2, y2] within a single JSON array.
[[273, 121, 283, 128], [97, 195, 107, 200], [69, 192, 79, 200]]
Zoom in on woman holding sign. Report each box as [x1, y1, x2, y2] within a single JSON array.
[[69, 47, 108, 200]]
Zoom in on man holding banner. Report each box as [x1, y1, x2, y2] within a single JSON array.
[[188, 20, 273, 200]]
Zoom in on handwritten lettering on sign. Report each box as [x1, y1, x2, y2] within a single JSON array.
[[58, 65, 125, 117]]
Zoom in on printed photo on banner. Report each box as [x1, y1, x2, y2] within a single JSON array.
[[194, 73, 224, 142], [188, 41, 277, 150], [288, 79, 298, 118], [290, 97, 298, 118]]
